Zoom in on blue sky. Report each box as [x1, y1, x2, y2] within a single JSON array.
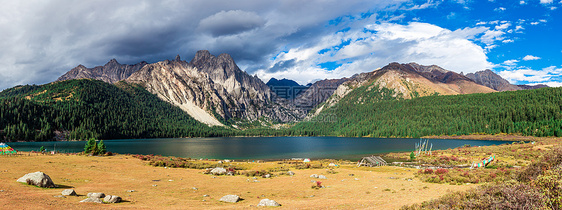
[[0, 0, 561, 90]]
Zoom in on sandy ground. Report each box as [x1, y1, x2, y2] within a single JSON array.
[[0, 153, 474, 209]]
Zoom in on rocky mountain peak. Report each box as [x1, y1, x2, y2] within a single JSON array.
[[191, 50, 214, 65], [465, 69, 521, 91], [174, 55, 181, 62]]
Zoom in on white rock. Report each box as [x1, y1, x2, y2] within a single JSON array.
[[16, 172, 56, 188], [258, 199, 281, 207], [219, 195, 240, 203], [61, 189, 77, 196], [210, 167, 227, 175]]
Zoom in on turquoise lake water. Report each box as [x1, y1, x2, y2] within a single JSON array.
[[8, 137, 511, 160]]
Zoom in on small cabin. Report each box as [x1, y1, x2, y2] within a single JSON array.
[[357, 156, 387, 167]]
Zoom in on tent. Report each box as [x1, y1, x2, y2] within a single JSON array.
[[0, 143, 16, 155]]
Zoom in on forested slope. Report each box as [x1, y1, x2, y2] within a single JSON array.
[[0, 79, 233, 141], [290, 83, 562, 138]]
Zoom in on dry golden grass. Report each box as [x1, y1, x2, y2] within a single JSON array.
[[0, 153, 473, 209]]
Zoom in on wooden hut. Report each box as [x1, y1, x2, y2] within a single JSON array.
[[357, 156, 387, 167]]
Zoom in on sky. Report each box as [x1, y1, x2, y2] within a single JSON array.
[[0, 0, 561, 90]]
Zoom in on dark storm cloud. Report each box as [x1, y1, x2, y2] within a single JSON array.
[[0, 0, 406, 90], [269, 59, 298, 73], [198, 10, 266, 37]]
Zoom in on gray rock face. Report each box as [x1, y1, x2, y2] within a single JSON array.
[[219, 194, 240, 203], [57, 59, 147, 83], [80, 197, 103, 203], [465, 69, 521, 91], [87, 192, 105, 199], [61, 189, 77, 196], [16, 172, 56, 188], [258, 199, 281, 207], [287, 171, 295, 176], [126, 50, 306, 125], [103, 195, 122, 203], [210, 167, 227, 175]]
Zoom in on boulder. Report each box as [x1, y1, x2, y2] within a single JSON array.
[[87, 192, 105, 199], [80, 197, 103, 203], [210, 167, 227, 175], [310, 174, 319, 178], [258, 199, 281, 207], [318, 175, 327, 179], [329, 163, 336, 167], [16, 172, 56, 188], [263, 174, 271, 178], [219, 195, 240, 203], [287, 171, 295, 176], [103, 195, 122, 203], [61, 189, 77, 196]]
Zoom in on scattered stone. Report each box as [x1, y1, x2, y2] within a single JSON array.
[[152, 185, 157, 187], [258, 199, 281, 207], [349, 174, 355, 176], [311, 180, 316, 183], [263, 174, 271, 178], [0, 190, 4, 192], [16, 172, 56, 188], [203, 194, 210, 197], [61, 189, 77, 196], [126, 190, 136, 192], [53, 195, 66, 198], [168, 179, 173, 182], [80, 197, 103, 203], [210, 167, 227, 175], [87, 192, 105, 199], [354, 178, 359, 181], [227, 171, 234, 176], [389, 177, 397, 179], [287, 171, 295, 176], [192, 187, 198, 190], [219, 195, 240, 203], [253, 180, 260, 183], [328, 163, 336, 167], [103, 195, 122, 203], [218, 160, 223, 164], [318, 175, 327, 179], [252, 177, 257, 180], [310, 174, 319, 178]]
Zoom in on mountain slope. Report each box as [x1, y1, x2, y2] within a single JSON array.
[[312, 62, 496, 115], [57, 59, 147, 83], [291, 86, 562, 138], [0, 79, 231, 141], [465, 69, 522, 91], [126, 51, 305, 126]]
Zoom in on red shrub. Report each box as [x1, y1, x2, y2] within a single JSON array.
[[435, 168, 448, 175]]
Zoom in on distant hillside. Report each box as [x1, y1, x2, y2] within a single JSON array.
[[266, 78, 308, 100], [57, 59, 147, 83], [465, 69, 521, 91], [0, 79, 232, 141], [310, 62, 495, 118], [291, 85, 562, 138]]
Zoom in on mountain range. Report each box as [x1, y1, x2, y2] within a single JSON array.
[[55, 50, 546, 127]]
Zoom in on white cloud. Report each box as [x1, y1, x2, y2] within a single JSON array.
[[0, 0, 411, 90], [503, 59, 519, 66], [258, 22, 493, 85], [495, 23, 511, 30], [520, 0, 526, 4], [523, 55, 541, 60], [494, 7, 506, 11], [502, 39, 514, 43], [531, 22, 540, 25], [526, 82, 562, 87], [541, 0, 553, 4], [499, 66, 562, 84]]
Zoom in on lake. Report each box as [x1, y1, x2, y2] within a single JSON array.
[[8, 137, 510, 160]]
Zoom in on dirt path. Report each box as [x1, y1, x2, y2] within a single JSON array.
[[0, 153, 474, 209]]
